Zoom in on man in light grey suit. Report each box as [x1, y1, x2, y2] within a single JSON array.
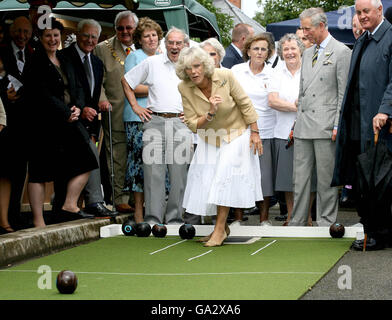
[[289, 8, 351, 226]]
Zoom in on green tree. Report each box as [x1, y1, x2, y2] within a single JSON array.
[[254, 0, 354, 26], [196, 0, 234, 47]]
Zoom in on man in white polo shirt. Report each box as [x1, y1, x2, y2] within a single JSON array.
[[121, 26, 192, 224]]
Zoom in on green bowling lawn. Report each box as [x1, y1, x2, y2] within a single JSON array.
[[0, 236, 354, 300]]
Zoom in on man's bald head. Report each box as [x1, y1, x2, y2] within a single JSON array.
[[10, 16, 33, 49], [231, 23, 254, 50]]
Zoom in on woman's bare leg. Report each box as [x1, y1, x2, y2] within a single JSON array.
[[62, 172, 90, 213], [27, 182, 46, 228]]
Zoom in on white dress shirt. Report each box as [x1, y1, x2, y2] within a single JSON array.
[[75, 43, 95, 97], [11, 41, 25, 74], [124, 53, 183, 113], [231, 43, 243, 57], [268, 63, 300, 139], [317, 33, 332, 58], [231, 61, 276, 139]]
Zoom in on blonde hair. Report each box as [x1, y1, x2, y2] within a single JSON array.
[[176, 46, 215, 81]]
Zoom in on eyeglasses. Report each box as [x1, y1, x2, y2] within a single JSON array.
[[251, 47, 268, 52], [81, 33, 98, 40], [166, 40, 184, 46], [116, 25, 134, 32]]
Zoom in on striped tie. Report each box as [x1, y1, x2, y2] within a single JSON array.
[[312, 45, 320, 67], [125, 47, 131, 55]]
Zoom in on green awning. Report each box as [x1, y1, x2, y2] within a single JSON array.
[[0, 0, 221, 40], [0, 0, 127, 9], [0, 0, 136, 9], [137, 0, 220, 40]]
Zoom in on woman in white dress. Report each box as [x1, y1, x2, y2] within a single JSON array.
[[176, 46, 263, 247]]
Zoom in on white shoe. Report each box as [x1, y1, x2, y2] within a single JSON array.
[[230, 220, 241, 227], [350, 222, 363, 228], [260, 220, 272, 227]]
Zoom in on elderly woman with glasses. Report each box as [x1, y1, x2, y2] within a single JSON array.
[[176, 46, 263, 247], [231, 33, 276, 226]]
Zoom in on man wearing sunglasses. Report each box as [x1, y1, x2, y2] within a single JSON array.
[[95, 11, 138, 214]]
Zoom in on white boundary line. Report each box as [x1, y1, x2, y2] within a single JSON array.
[[149, 240, 187, 255], [100, 224, 364, 239], [187, 250, 213, 261], [0, 269, 324, 276], [251, 240, 277, 256]]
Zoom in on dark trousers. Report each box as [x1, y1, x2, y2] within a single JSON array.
[[348, 139, 392, 239]]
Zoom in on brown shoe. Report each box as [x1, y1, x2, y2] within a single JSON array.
[[115, 203, 135, 213]]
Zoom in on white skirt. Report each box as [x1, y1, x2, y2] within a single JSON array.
[[182, 129, 263, 216]]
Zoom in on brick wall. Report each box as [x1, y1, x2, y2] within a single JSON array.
[[228, 0, 241, 9]]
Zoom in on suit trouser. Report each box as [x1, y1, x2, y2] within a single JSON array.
[[289, 138, 338, 226], [102, 126, 129, 206], [83, 139, 104, 205], [142, 115, 192, 224]]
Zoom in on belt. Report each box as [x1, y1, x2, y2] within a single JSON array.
[[151, 112, 181, 118]]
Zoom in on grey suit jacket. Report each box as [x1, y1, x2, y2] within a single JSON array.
[[294, 35, 351, 139]]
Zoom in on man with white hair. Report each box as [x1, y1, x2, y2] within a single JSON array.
[[332, 0, 392, 250], [94, 11, 138, 213], [289, 7, 351, 227], [61, 19, 117, 218], [121, 27, 192, 225]]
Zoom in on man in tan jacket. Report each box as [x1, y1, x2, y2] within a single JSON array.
[[94, 10, 138, 213]]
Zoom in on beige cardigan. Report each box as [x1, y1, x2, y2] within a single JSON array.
[[0, 98, 6, 127], [178, 68, 258, 147]]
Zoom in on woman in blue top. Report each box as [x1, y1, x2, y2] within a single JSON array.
[[123, 17, 163, 223]]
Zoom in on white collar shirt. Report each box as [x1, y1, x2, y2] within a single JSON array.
[[231, 61, 276, 138], [124, 53, 183, 113], [268, 63, 300, 139], [75, 43, 95, 96], [317, 33, 332, 57], [231, 43, 243, 57], [120, 42, 136, 54], [267, 52, 284, 70], [11, 41, 25, 74], [369, 18, 384, 36]]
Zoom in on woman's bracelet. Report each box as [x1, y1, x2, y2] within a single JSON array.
[[251, 129, 260, 134], [206, 112, 214, 122]]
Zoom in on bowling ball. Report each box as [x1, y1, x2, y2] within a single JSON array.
[[152, 224, 167, 238], [329, 223, 345, 238], [56, 270, 78, 294], [136, 222, 151, 237], [122, 220, 137, 236], [179, 224, 195, 239]]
